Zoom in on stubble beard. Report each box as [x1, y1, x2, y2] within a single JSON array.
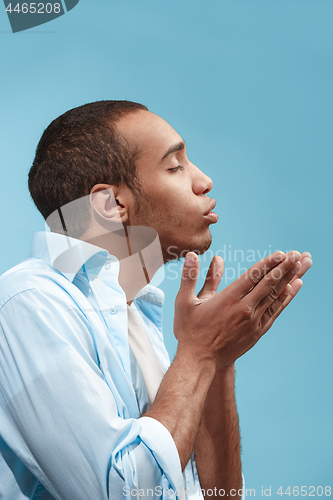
[[163, 234, 212, 263], [133, 195, 212, 262]]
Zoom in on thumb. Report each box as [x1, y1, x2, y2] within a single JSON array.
[[197, 255, 224, 300], [176, 252, 200, 305]]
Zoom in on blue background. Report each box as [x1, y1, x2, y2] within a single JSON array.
[[0, 0, 332, 496]]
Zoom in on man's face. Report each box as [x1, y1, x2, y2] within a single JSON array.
[[116, 111, 218, 261]]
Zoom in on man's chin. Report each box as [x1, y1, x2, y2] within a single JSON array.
[[163, 236, 212, 263]]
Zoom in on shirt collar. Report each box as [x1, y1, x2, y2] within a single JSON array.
[[30, 231, 165, 305], [30, 231, 109, 282]]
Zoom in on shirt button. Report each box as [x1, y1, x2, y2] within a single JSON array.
[[109, 306, 118, 315], [105, 262, 111, 270]]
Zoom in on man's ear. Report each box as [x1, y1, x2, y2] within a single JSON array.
[[89, 184, 130, 224]]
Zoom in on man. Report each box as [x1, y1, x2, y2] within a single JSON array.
[[0, 101, 312, 500]]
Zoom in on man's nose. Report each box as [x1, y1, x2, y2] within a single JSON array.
[[192, 164, 213, 195]]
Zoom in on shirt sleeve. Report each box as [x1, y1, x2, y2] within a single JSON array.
[[0, 287, 183, 500]]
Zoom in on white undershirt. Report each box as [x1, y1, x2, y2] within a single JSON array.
[[127, 304, 187, 499]]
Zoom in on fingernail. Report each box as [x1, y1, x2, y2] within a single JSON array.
[[185, 253, 197, 266], [291, 262, 301, 274], [275, 252, 285, 262], [282, 284, 292, 297], [291, 251, 301, 263]]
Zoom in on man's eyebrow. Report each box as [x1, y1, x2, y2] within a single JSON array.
[[161, 141, 186, 160]]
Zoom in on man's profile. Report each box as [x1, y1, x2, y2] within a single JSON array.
[[0, 100, 312, 500]]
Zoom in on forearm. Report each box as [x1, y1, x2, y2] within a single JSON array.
[[144, 345, 216, 470], [194, 363, 242, 500]]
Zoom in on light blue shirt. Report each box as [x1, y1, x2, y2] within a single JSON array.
[[0, 231, 204, 500]]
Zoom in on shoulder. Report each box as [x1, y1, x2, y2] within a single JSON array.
[[0, 257, 78, 309], [0, 258, 100, 363]]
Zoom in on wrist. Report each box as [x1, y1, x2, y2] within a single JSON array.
[[175, 342, 216, 386], [216, 361, 235, 376], [208, 362, 235, 396]]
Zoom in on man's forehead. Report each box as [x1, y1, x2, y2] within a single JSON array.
[[116, 110, 183, 155]]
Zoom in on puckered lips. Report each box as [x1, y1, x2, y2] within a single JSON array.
[[203, 199, 218, 223]]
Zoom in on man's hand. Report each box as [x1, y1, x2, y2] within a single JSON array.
[[145, 250, 312, 473], [174, 250, 312, 370]]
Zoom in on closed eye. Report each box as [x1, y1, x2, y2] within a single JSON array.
[[168, 165, 183, 172]]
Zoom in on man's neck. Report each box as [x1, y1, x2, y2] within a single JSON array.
[[82, 225, 163, 303]]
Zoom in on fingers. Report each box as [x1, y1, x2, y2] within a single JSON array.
[[245, 251, 301, 307], [254, 250, 312, 332], [283, 278, 304, 307], [294, 252, 313, 280], [261, 278, 303, 334], [261, 252, 312, 320], [254, 257, 301, 315], [258, 283, 293, 326], [197, 256, 224, 300], [176, 252, 200, 306], [235, 251, 287, 297]]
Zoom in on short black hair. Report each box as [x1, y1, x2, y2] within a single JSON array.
[[28, 100, 148, 236]]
